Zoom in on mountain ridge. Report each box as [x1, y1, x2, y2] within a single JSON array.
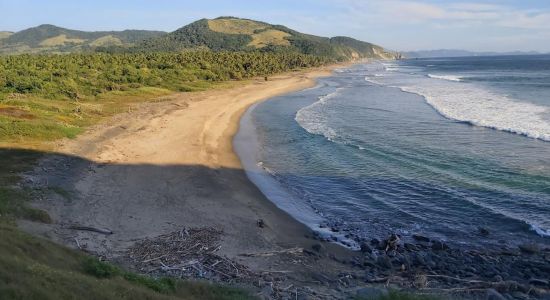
[[1, 17, 397, 60], [134, 17, 396, 60], [0, 24, 165, 54]]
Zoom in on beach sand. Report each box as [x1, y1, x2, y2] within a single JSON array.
[[20, 65, 355, 289]]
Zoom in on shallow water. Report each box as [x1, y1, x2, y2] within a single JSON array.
[[235, 55, 550, 249]]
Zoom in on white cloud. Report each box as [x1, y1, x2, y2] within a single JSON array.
[[333, 0, 550, 29]]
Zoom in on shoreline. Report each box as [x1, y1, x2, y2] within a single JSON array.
[[19, 60, 550, 299], [19, 63, 360, 296]]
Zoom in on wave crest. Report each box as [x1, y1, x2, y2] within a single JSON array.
[[428, 74, 463, 82]]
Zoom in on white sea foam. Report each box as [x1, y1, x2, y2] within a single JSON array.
[[530, 223, 550, 237], [295, 88, 344, 141], [371, 71, 550, 142], [400, 84, 550, 141], [428, 74, 463, 82]]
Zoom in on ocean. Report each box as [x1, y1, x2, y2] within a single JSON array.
[[234, 55, 550, 250]]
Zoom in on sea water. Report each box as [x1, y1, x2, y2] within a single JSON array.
[[234, 55, 550, 249]]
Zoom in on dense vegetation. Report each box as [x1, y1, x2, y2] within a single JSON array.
[[0, 51, 330, 100], [131, 17, 396, 61]]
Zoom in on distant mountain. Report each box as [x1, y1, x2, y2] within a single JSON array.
[[403, 49, 542, 58], [0, 31, 13, 40], [135, 17, 396, 60], [0, 24, 165, 54]]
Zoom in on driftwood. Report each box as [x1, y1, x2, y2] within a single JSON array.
[[239, 247, 304, 257], [68, 225, 113, 235], [126, 227, 254, 283]]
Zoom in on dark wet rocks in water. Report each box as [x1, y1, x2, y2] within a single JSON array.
[[431, 240, 449, 251], [355, 232, 550, 299], [412, 234, 431, 243], [518, 243, 540, 254], [478, 227, 490, 236]]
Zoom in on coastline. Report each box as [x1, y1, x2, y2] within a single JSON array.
[[20, 63, 358, 294]]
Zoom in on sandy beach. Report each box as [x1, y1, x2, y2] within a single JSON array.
[[20, 65, 356, 295]]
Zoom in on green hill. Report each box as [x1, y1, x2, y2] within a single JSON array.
[[0, 24, 165, 54], [0, 18, 396, 60], [135, 17, 396, 60]]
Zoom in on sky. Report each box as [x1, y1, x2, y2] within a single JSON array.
[[1, 0, 550, 52]]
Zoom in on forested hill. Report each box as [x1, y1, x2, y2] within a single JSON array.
[[135, 17, 396, 60], [0, 24, 165, 54], [1, 18, 396, 60]]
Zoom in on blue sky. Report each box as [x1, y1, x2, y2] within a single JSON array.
[[1, 0, 549, 52]]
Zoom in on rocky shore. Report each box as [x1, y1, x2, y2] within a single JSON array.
[[304, 227, 550, 299]]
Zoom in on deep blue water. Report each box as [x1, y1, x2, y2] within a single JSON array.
[[235, 55, 550, 250]]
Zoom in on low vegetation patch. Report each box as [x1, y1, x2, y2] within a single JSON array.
[[0, 224, 255, 299]]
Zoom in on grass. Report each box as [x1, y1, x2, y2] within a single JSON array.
[[0, 81, 239, 147], [38, 34, 86, 47], [0, 224, 255, 299], [89, 35, 124, 47], [207, 18, 266, 35], [248, 29, 291, 48], [355, 289, 443, 300]]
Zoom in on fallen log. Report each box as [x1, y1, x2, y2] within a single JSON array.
[[239, 247, 304, 257], [68, 225, 113, 235]]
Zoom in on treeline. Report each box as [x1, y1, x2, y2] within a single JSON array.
[[0, 51, 332, 100]]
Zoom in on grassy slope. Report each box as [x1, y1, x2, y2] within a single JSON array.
[[0, 224, 254, 300]]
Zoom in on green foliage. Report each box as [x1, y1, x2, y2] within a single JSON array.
[[355, 289, 443, 300], [132, 17, 393, 61], [83, 257, 120, 278], [122, 273, 176, 293], [0, 51, 330, 101], [138, 19, 253, 52], [0, 223, 256, 299]]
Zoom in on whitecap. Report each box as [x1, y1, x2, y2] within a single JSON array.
[[428, 74, 463, 82]]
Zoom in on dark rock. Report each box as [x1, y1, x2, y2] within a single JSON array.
[[370, 238, 380, 246], [363, 260, 376, 268], [486, 288, 506, 300], [360, 242, 373, 254], [511, 292, 529, 300], [384, 234, 401, 251], [478, 227, 490, 236], [412, 234, 431, 242], [256, 219, 265, 228], [376, 255, 393, 269], [411, 253, 426, 267], [431, 240, 449, 251], [529, 278, 549, 286], [519, 243, 540, 254], [356, 287, 389, 299], [312, 243, 324, 252], [404, 243, 418, 251]]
